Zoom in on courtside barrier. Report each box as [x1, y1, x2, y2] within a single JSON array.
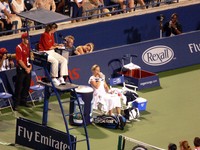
[[0, 30, 200, 108], [68, 30, 200, 85], [0, 30, 200, 88]]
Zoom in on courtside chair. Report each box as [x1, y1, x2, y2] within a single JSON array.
[[0, 77, 14, 114], [29, 70, 45, 106], [109, 75, 138, 93], [109, 75, 139, 114]]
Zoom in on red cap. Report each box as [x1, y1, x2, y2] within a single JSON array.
[[0, 48, 8, 55], [21, 33, 28, 39]]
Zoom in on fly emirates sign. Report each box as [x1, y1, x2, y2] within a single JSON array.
[[15, 118, 75, 150]]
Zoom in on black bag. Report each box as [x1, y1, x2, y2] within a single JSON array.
[[124, 91, 138, 105], [124, 107, 140, 121], [93, 115, 126, 130]]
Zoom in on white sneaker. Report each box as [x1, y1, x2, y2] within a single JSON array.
[[59, 77, 66, 85], [52, 78, 61, 86]]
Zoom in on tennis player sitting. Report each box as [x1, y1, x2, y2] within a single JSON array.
[[88, 64, 122, 116]]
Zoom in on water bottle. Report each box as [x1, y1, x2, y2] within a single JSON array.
[[99, 72, 105, 81]]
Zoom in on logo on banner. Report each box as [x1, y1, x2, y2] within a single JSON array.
[[142, 45, 174, 66], [16, 118, 76, 150], [188, 43, 200, 53]]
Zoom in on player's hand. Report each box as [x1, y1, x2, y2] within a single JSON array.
[[25, 67, 31, 74]]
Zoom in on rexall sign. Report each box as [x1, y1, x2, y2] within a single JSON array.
[[142, 45, 174, 66]]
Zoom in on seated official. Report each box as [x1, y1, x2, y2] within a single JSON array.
[[0, 47, 15, 71], [75, 42, 94, 55], [38, 23, 68, 86], [60, 35, 76, 60]]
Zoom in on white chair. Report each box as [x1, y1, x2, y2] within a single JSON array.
[[0, 78, 14, 114], [29, 71, 45, 106], [109, 74, 138, 93], [109, 75, 138, 108], [108, 75, 141, 121]]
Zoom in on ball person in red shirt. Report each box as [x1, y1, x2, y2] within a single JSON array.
[[38, 23, 68, 86], [14, 33, 32, 110]]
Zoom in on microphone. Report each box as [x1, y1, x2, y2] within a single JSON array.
[[58, 33, 66, 41]]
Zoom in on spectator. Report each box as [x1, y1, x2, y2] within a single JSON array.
[[55, 0, 65, 14], [11, 0, 35, 30], [168, 143, 177, 150], [110, 0, 134, 13], [38, 23, 68, 86], [24, 0, 35, 10], [194, 137, 200, 150], [69, 0, 85, 23], [11, 0, 26, 14], [162, 13, 182, 37], [0, 47, 15, 71], [88, 64, 121, 116], [110, 0, 125, 12], [14, 33, 32, 110], [0, 0, 22, 33], [0, 20, 3, 31], [33, 0, 56, 11], [0, 1, 12, 18], [126, 0, 134, 12], [0, 1, 13, 33], [75, 42, 94, 55], [89, 0, 111, 17], [179, 140, 192, 150], [82, 0, 98, 20], [136, 0, 146, 9]]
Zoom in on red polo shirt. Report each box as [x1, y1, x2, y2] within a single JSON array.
[[16, 43, 30, 67], [38, 32, 55, 51]]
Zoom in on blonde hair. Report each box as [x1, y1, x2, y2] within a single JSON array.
[[86, 43, 94, 52], [65, 35, 75, 41], [91, 64, 99, 71]]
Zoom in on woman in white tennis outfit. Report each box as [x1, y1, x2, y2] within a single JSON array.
[[88, 64, 121, 116]]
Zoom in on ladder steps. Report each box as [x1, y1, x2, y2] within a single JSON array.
[[64, 111, 82, 117], [68, 125, 85, 131], [71, 139, 87, 144], [61, 98, 77, 103], [39, 68, 90, 149]]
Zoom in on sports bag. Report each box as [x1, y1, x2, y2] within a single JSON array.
[[93, 115, 126, 130], [123, 91, 139, 105], [124, 107, 140, 121]]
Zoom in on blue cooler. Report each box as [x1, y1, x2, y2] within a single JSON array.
[[133, 97, 147, 111]]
